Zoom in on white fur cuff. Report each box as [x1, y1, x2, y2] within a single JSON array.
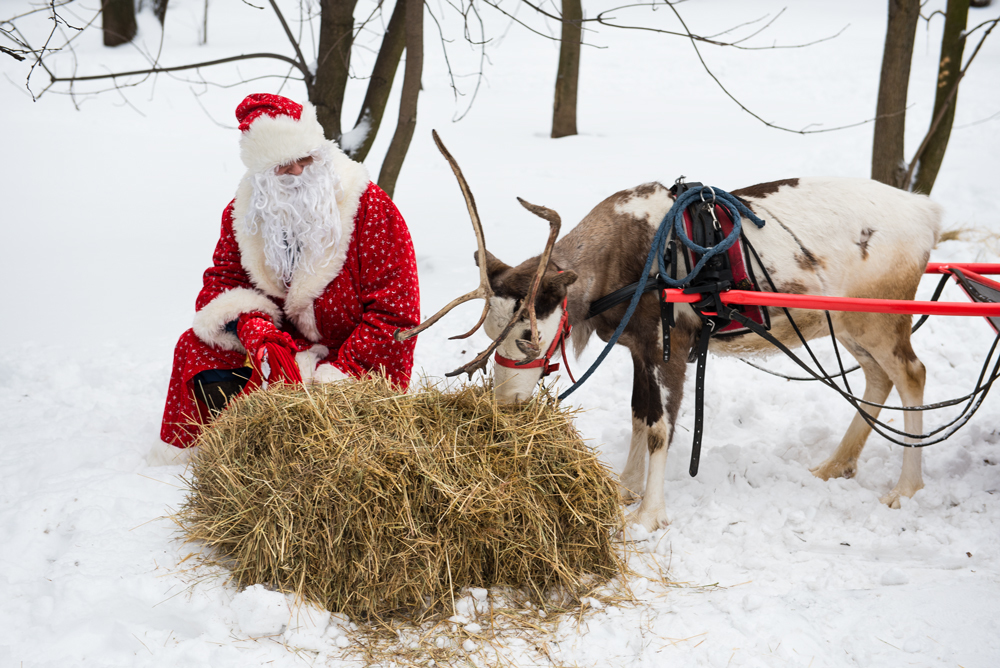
[[192, 288, 283, 352], [313, 363, 351, 384], [295, 345, 331, 383]]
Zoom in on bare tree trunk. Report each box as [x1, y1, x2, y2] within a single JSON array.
[[345, 0, 407, 161], [313, 0, 359, 140], [871, 0, 920, 187], [911, 0, 969, 194], [201, 0, 208, 45], [551, 0, 582, 138], [102, 0, 137, 47], [378, 0, 422, 199]]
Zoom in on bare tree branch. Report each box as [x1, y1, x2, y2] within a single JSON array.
[[480, 0, 561, 42], [698, 9, 771, 41], [47, 52, 312, 83], [902, 15, 999, 190], [511, 1, 848, 51], [267, 0, 312, 88], [593, 3, 849, 50], [1, 45, 27, 61], [661, 0, 895, 135], [426, 0, 488, 122]]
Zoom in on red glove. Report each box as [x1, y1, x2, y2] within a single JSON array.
[[253, 342, 304, 386], [237, 313, 304, 386], [236, 313, 299, 356]]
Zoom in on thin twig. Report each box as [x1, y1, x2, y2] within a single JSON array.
[[267, 0, 312, 88], [663, 0, 892, 135], [901, 16, 999, 189]]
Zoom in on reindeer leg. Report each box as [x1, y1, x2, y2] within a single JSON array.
[[620, 415, 647, 504], [811, 343, 893, 481], [619, 349, 653, 503], [876, 334, 926, 508], [624, 412, 670, 532], [624, 331, 688, 532], [811, 315, 926, 508]]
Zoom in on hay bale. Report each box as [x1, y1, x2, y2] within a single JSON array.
[[178, 377, 623, 619]]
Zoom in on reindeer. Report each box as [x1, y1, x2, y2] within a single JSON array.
[[401, 133, 943, 532]]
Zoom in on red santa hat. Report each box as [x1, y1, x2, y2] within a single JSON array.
[[235, 93, 327, 174]]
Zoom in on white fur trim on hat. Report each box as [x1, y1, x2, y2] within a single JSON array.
[[240, 102, 327, 174], [192, 287, 283, 352]]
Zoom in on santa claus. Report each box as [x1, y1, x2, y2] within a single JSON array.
[[157, 93, 420, 459]]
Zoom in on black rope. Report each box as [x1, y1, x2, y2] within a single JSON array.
[[719, 304, 1000, 447], [688, 238, 1000, 446], [736, 273, 952, 382]]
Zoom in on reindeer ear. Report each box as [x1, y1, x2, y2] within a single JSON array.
[[551, 270, 578, 287], [475, 250, 511, 276]]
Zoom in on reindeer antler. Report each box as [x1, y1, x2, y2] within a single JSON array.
[[395, 131, 564, 379], [513, 198, 561, 363], [444, 201, 562, 378], [394, 130, 493, 344]]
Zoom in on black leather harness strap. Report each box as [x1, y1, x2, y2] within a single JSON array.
[[586, 277, 665, 320], [584, 178, 765, 478], [689, 317, 715, 476]]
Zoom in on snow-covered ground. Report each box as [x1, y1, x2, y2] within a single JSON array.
[[2, 0, 1000, 665]]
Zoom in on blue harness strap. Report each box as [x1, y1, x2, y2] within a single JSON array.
[[558, 183, 764, 402]]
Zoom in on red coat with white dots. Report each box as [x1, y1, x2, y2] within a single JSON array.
[[161, 147, 419, 447]]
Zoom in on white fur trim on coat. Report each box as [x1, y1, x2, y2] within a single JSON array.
[[313, 363, 350, 384], [295, 344, 330, 383], [240, 102, 327, 174], [192, 287, 283, 352], [231, 141, 371, 341]]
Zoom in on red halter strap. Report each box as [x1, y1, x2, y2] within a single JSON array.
[[493, 298, 575, 382]]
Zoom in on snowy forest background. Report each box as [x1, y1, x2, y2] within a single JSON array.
[[2, 0, 1000, 666]]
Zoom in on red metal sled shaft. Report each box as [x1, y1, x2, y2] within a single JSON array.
[[662, 289, 1000, 317], [926, 262, 1000, 275]]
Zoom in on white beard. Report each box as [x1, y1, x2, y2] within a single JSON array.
[[245, 145, 344, 287]]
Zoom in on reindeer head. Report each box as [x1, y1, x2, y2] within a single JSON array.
[[394, 131, 576, 400], [478, 251, 578, 402]]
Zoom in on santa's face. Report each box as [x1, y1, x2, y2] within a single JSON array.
[[275, 155, 314, 176], [245, 146, 344, 286]]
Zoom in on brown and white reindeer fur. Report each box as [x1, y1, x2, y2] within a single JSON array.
[[481, 177, 942, 532]]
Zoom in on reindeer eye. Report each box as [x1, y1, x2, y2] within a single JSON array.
[[520, 329, 531, 340]]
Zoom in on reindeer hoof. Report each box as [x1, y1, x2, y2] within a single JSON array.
[[880, 482, 923, 509], [620, 490, 641, 505], [619, 484, 642, 505], [880, 491, 903, 509], [624, 506, 669, 533], [810, 458, 857, 481]]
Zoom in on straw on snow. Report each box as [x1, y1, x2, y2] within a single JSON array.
[[177, 376, 624, 619]]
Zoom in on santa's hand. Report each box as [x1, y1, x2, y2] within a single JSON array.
[[236, 313, 299, 357]]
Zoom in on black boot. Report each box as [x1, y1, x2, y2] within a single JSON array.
[[193, 368, 252, 416]]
